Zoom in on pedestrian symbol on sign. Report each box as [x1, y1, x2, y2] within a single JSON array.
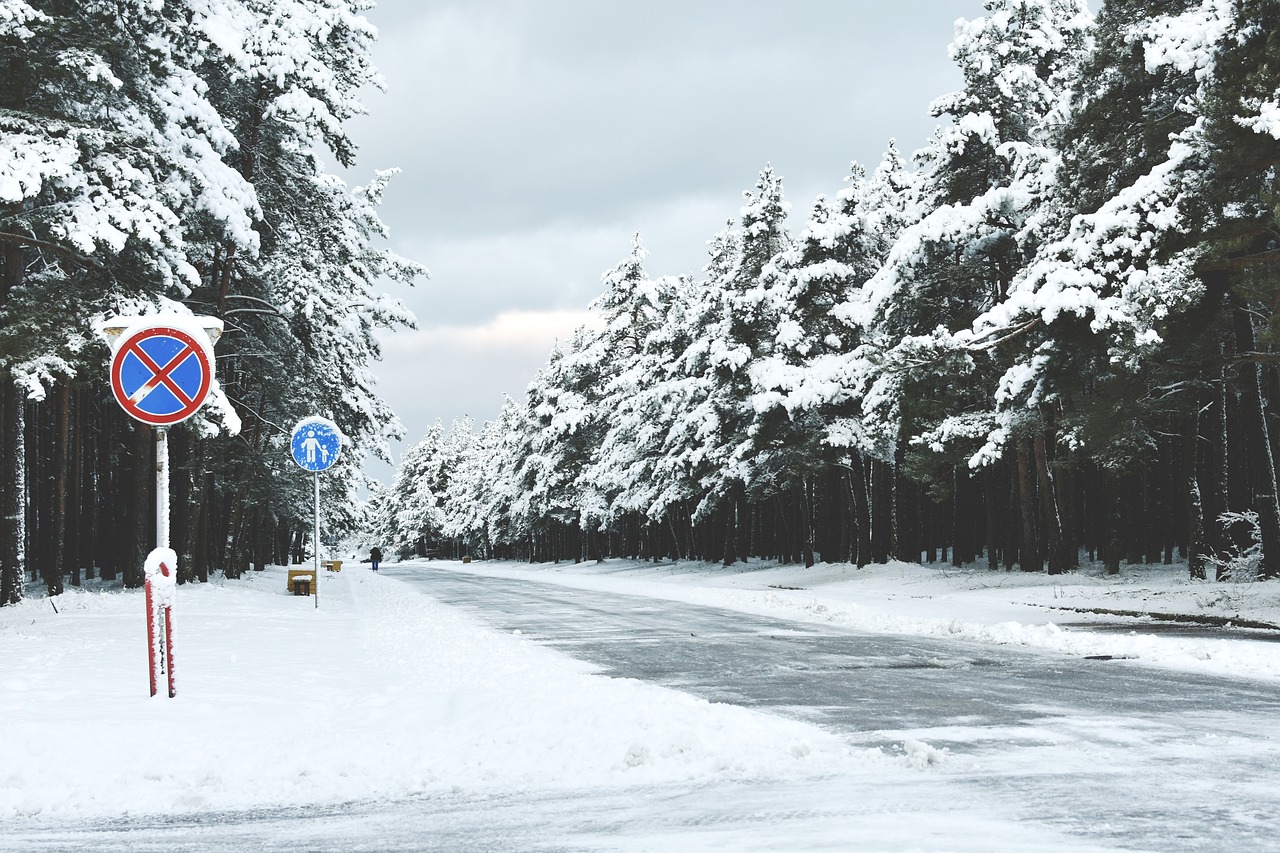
[[301, 429, 329, 466], [290, 417, 342, 473]]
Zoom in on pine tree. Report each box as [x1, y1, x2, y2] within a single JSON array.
[[186, 0, 423, 576], [1, 0, 262, 595], [676, 167, 791, 564]]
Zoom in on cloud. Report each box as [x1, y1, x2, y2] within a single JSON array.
[[386, 308, 600, 355], [353, 1, 970, 241], [366, 308, 603, 482]]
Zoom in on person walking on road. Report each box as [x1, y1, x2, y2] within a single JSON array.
[[369, 546, 382, 572]]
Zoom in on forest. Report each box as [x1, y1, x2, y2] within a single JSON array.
[[375, 0, 1280, 581], [0, 0, 423, 605]]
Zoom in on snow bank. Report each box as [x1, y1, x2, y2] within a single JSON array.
[[0, 567, 893, 822], [450, 558, 1280, 683]]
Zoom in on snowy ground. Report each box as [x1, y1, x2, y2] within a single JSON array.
[[4, 555, 1280, 848]]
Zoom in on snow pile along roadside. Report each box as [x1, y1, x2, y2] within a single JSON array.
[[441, 558, 1280, 683]]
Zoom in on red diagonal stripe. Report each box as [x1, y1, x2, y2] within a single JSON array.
[[126, 340, 197, 406]]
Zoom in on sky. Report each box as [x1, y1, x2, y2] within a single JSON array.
[[344, 0, 984, 480]]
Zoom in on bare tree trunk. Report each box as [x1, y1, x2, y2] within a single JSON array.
[[1034, 430, 1065, 575], [721, 498, 737, 567], [0, 373, 21, 605], [68, 388, 83, 587], [984, 465, 1000, 570], [1016, 438, 1040, 572], [44, 382, 69, 596], [0, 236, 25, 605], [1234, 301, 1280, 579], [851, 456, 871, 567], [1104, 469, 1123, 575], [125, 422, 150, 588], [799, 480, 815, 568], [1186, 407, 1208, 580]]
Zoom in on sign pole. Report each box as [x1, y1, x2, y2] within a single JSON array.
[[145, 578, 158, 697], [313, 471, 320, 609], [156, 427, 169, 549], [290, 415, 342, 610], [154, 426, 176, 695]]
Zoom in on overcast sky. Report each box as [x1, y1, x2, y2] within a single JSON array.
[[345, 0, 984, 481]]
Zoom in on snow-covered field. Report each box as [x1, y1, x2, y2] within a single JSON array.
[[4, 555, 1279, 830]]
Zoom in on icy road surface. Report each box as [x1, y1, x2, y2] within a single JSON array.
[[390, 564, 1280, 851]]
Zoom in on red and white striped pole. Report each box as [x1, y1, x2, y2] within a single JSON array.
[[144, 577, 158, 698], [145, 548, 177, 698]]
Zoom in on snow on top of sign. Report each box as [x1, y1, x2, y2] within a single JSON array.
[[99, 312, 222, 366], [294, 414, 346, 445]]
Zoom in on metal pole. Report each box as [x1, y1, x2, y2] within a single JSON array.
[[313, 471, 320, 609], [153, 426, 175, 696], [156, 427, 169, 549]]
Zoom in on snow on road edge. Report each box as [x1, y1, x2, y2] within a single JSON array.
[[424, 559, 1280, 683]]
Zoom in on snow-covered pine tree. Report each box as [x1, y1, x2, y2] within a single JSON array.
[[0, 1, 423, 596], [1173, 0, 1280, 577], [185, 0, 424, 577], [669, 167, 791, 565], [443, 398, 532, 559], [856, 0, 1093, 572], [516, 329, 609, 562], [383, 418, 474, 558], [968, 0, 1279, 577], [583, 268, 703, 559], [387, 421, 445, 559], [747, 146, 912, 566], [575, 236, 658, 557]]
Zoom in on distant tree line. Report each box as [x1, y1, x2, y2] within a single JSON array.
[[0, 1, 422, 605], [377, 0, 1280, 580]]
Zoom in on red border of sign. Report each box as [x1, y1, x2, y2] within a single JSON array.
[[110, 326, 213, 426]]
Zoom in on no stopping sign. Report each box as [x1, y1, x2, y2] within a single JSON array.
[[110, 325, 213, 426]]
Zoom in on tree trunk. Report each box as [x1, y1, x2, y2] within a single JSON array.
[[1034, 430, 1066, 575], [721, 493, 737, 567], [871, 459, 892, 564], [68, 388, 83, 587], [0, 371, 21, 605], [1234, 302, 1280, 579], [851, 456, 871, 567], [1016, 438, 1040, 572], [0, 235, 24, 604], [44, 382, 69, 596], [1103, 469, 1123, 575], [124, 422, 150, 588], [984, 465, 1000, 570], [799, 481, 815, 568], [1186, 407, 1208, 580]]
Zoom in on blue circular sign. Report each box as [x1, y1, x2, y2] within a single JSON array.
[[291, 417, 342, 472]]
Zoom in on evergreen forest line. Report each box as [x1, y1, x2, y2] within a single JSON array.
[[377, 1, 1280, 581], [0, 1, 424, 605]]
